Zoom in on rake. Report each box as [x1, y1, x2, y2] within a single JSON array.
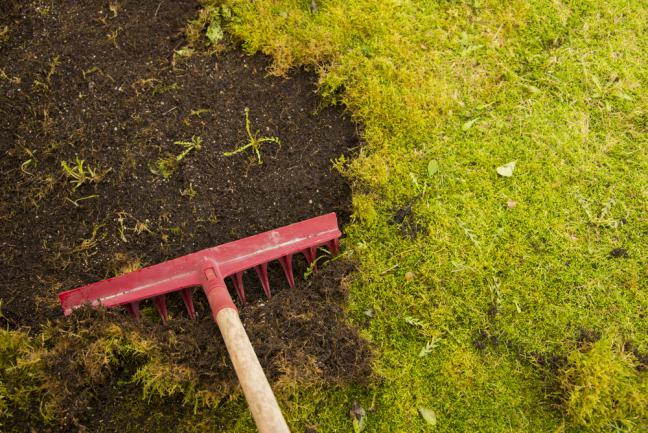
[[58, 213, 341, 433]]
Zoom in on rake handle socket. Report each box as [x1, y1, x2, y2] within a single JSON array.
[[202, 267, 237, 319]]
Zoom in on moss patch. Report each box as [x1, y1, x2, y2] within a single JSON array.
[[221, 0, 648, 431]]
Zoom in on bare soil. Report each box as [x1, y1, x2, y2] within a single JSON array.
[[0, 0, 371, 430]]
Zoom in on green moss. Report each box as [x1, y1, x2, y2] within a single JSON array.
[[0, 328, 53, 429], [0, 319, 225, 430], [351, 193, 378, 225], [217, 0, 648, 431], [559, 334, 647, 431]]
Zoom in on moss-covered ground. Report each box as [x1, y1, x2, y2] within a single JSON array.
[[2, 0, 647, 431], [222, 0, 647, 431]]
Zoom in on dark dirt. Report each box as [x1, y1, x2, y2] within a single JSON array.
[[0, 0, 371, 430], [624, 341, 648, 372], [390, 195, 428, 239], [472, 328, 500, 351], [0, 0, 360, 320], [575, 327, 601, 347], [609, 247, 630, 258]]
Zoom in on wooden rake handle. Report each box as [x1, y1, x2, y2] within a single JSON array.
[[216, 307, 291, 433]]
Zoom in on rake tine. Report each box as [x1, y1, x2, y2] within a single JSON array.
[[180, 288, 196, 319], [328, 238, 340, 256], [254, 263, 271, 298], [231, 272, 247, 305], [153, 295, 168, 324], [303, 247, 316, 264], [303, 246, 319, 273], [278, 254, 295, 288], [125, 301, 141, 319]]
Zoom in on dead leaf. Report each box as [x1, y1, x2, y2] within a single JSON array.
[[462, 117, 479, 131], [350, 401, 367, 433], [496, 161, 516, 177], [427, 159, 439, 176], [418, 407, 437, 426], [523, 84, 541, 94], [507, 199, 518, 208]]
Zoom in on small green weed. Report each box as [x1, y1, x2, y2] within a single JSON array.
[[0, 26, 9, 47], [151, 82, 180, 96], [20, 159, 34, 174], [189, 108, 211, 118], [184, 2, 231, 47], [131, 77, 159, 95], [115, 211, 155, 242], [64, 194, 99, 207], [61, 156, 111, 190], [107, 27, 122, 48], [330, 153, 347, 174], [223, 108, 280, 164], [175, 136, 203, 161], [46, 56, 59, 83], [180, 183, 197, 199], [149, 136, 202, 179], [73, 224, 106, 254], [303, 249, 332, 280], [18, 145, 37, 175], [172, 47, 195, 68]]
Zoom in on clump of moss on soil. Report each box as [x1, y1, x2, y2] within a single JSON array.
[[557, 336, 647, 430], [2, 261, 371, 432]]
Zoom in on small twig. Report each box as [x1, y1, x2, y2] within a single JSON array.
[[154, 1, 164, 18], [380, 264, 399, 275], [162, 106, 177, 116]]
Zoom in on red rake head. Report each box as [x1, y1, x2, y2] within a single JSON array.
[[59, 213, 341, 323]]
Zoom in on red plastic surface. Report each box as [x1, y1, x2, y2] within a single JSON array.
[[59, 213, 341, 317]]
